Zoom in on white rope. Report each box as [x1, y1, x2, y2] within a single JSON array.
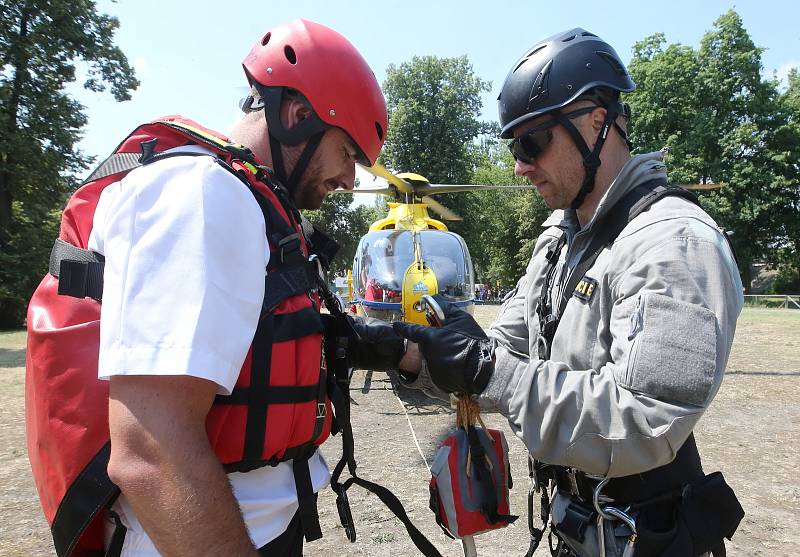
[[394, 389, 431, 473]]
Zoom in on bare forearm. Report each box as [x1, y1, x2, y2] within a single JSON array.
[[112, 444, 259, 557]]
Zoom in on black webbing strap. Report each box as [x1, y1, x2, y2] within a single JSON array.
[[293, 455, 323, 542], [51, 441, 120, 557], [268, 133, 289, 188], [105, 511, 127, 557], [262, 264, 319, 314], [49, 239, 106, 301], [466, 425, 501, 524], [215, 385, 319, 405], [524, 457, 551, 557], [243, 313, 274, 463], [326, 345, 444, 556], [342, 475, 445, 557], [286, 131, 325, 190], [271, 307, 324, 342]]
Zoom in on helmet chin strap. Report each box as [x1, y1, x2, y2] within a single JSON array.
[[268, 130, 324, 195], [552, 105, 619, 212], [255, 85, 328, 196]]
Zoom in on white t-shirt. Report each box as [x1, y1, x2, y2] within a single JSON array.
[[89, 146, 330, 555]]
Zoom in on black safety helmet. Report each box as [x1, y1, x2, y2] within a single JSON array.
[[498, 29, 635, 211]]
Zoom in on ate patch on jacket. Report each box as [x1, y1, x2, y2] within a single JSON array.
[[573, 276, 598, 304]]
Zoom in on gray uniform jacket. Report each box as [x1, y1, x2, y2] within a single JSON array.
[[479, 152, 743, 478]]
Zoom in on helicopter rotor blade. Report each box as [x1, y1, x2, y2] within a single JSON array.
[[422, 196, 462, 221], [680, 182, 725, 190], [421, 183, 533, 195], [330, 184, 396, 195], [357, 162, 415, 194]]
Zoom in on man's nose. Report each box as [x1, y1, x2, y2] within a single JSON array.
[[514, 158, 537, 177], [341, 162, 356, 190]]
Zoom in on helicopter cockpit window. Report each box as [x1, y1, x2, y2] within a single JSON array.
[[353, 230, 474, 321], [417, 231, 474, 302]]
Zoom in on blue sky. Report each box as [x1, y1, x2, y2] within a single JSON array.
[[72, 0, 799, 165]]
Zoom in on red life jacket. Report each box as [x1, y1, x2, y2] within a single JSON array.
[[25, 117, 332, 557]]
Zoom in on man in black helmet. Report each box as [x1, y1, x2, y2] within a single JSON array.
[[394, 29, 745, 557]]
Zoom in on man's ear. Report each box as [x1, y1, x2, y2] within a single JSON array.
[[281, 98, 313, 129], [589, 106, 607, 132]]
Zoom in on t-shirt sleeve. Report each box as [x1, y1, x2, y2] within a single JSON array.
[[90, 154, 268, 395]]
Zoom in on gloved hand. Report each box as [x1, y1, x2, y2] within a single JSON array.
[[346, 315, 406, 371], [392, 296, 494, 395]]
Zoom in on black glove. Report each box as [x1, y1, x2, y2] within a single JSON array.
[[346, 315, 405, 371], [392, 296, 494, 395]]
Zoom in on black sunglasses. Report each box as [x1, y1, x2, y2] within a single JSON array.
[[508, 106, 598, 164]]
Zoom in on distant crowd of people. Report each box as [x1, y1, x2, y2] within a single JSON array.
[[474, 284, 511, 303]]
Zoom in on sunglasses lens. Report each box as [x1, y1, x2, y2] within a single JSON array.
[[510, 128, 552, 163]]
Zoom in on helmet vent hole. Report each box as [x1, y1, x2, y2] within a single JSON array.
[[563, 34, 578, 42], [284, 45, 297, 64], [375, 122, 384, 141], [581, 31, 597, 38], [515, 45, 546, 73], [261, 32, 271, 46], [596, 51, 627, 76]]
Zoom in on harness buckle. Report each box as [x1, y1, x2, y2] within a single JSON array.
[[277, 233, 301, 263]]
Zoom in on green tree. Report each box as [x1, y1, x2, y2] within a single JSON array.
[[469, 140, 547, 285], [381, 55, 497, 280], [627, 10, 789, 290], [381, 55, 492, 184], [773, 68, 800, 288], [0, 0, 139, 326], [303, 194, 381, 277]]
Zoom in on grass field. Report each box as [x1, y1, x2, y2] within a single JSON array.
[[1, 307, 799, 556]]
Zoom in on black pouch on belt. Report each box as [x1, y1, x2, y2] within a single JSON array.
[[632, 471, 744, 557], [679, 471, 743, 555]]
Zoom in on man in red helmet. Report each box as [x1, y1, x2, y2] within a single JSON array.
[[95, 20, 400, 557]]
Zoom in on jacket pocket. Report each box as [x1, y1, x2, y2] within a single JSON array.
[[622, 293, 717, 407]]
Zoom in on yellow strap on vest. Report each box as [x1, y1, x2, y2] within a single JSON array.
[[159, 120, 251, 159]]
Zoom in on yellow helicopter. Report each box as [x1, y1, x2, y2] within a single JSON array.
[[336, 163, 531, 325]]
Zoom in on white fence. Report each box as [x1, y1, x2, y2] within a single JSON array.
[[743, 294, 800, 309]]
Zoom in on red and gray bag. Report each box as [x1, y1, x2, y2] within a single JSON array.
[[429, 425, 517, 539]]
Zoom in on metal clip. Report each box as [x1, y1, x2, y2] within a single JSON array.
[[592, 476, 637, 541], [600, 505, 637, 535]]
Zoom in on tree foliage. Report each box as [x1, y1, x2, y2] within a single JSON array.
[[303, 193, 382, 277], [627, 10, 797, 290], [381, 55, 492, 184], [0, 0, 138, 325], [378, 54, 551, 286], [469, 140, 547, 285]]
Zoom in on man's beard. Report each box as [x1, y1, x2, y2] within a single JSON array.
[[292, 164, 325, 210]]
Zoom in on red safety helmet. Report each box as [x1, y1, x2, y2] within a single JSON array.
[[243, 19, 387, 165]]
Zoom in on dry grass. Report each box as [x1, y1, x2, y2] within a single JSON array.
[[2, 307, 799, 556]]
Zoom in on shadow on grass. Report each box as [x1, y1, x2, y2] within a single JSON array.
[[0, 348, 26, 369]]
